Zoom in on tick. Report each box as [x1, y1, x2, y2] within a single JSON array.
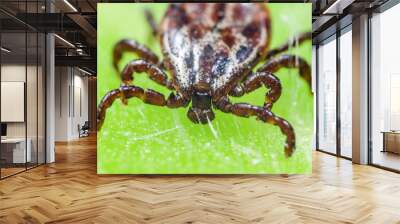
[[97, 3, 312, 157]]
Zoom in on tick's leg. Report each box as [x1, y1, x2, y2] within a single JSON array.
[[215, 98, 295, 157], [97, 86, 165, 131], [166, 92, 190, 108], [97, 86, 188, 131], [120, 59, 173, 104], [246, 72, 282, 110], [113, 39, 159, 72], [144, 10, 158, 37], [120, 59, 170, 87], [229, 72, 281, 110], [228, 84, 245, 97], [259, 55, 311, 88], [266, 32, 311, 60]]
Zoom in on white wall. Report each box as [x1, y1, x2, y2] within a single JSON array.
[[71, 73, 89, 138], [55, 67, 69, 141], [55, 67, 89, 141]]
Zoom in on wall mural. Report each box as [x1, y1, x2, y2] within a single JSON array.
[[97, 3, 313, 174]]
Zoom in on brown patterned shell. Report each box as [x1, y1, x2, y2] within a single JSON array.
[[160, 3, 271, 100]]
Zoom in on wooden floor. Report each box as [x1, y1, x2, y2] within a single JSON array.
[[373, 151, 400, 171], [1, 136, 400, 224], [0, 167, 26, 178]]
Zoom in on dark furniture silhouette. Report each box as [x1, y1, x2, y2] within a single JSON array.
[[78, 121, 90, 138]]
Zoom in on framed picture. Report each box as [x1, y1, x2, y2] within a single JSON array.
[[97, 3, 313, 174]]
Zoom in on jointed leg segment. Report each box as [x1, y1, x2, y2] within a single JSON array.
[[99, 46, 187, 130], [229, 72, 282, 110], [97, 86, 164, 130], [120, 59, 172, 88], [97, 86, 188, 131], [119, 59, 173, 105], [113, 39, 159, 72], [215, 97, 295, 157], [266, 32, 311, 60], [242, 72, 282, 110], [258, 55, 312, 87], [144, 10, 158, 36], [226, 34, 312, 157]]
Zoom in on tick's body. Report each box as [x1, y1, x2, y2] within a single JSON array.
[[162, 4, 270, 98], [98, 3, 312, 157]]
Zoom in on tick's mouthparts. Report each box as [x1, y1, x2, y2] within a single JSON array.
[[187, 107, 215, 124]]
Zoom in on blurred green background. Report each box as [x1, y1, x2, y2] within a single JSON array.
[[97, 3, 313, 174]]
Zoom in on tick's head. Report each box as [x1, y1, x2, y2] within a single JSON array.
[[187, 91, 215, 124]]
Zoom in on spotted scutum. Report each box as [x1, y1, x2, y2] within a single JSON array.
[[160, 3, 271, 100]]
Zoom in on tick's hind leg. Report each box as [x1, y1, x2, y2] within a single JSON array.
[[266, 32, 311, 60], [259, 55, 311, 89], [215, 98, 295, 157], [144, 10, 158, 37], [113, 39, 159, 72]]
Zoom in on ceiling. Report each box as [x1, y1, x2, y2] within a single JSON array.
[[311, 0, 389, 42]]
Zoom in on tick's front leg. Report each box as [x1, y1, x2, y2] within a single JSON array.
[[215, 98, 295, 157], [119, 59, 173, 104], [120, 59, 170, 87], [258, 109, 295, 157], [97, 86, 166, 131], [97, 86, 189, 131], [113, 39, 159, 72], [229, 72, 281, 110], [166, 92, 189, 108]]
